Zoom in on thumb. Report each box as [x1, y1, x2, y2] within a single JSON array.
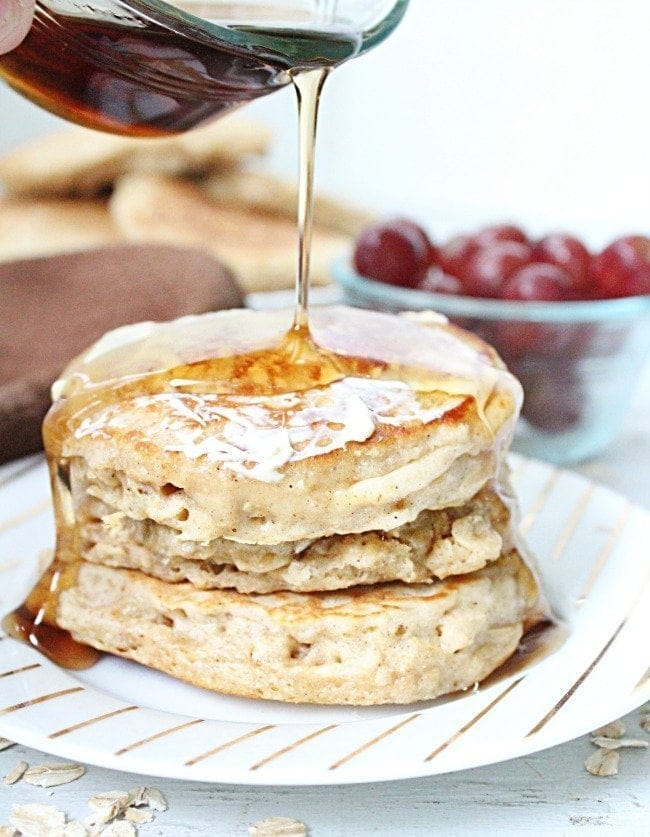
[[0, 0, 35, 55]]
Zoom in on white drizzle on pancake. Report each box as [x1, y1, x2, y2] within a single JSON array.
[[74, 378, 464, 482]]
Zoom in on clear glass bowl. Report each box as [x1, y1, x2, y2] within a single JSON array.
[[333, 259, 650, 465]]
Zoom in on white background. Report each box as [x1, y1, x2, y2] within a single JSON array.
[[3, 0, 650, 248]]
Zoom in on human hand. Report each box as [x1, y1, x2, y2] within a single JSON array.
[[0, 0, 35, 54]]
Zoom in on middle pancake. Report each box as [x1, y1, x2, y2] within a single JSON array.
[[77, 484, 510, 593]]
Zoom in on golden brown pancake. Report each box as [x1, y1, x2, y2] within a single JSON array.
[[57, 553, 537, 705]]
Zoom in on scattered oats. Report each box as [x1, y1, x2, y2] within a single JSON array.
[[591, 736, 648, 751], [4, 761, 28, 785], [87, 792, 136, 830], [23, 762, 85, 788], [99, 822, 136, 837], [640, 714, 650, 733], [88, 791, 132, 812], [10, 802, 66, 836], [585, 748, 620, 777], [0, 739, 15, 752], [123, 807, 153, 825], [85, 786, 166, 829], [248, 817, 307, 836], [85, 808, 119, 832], [0, 828, 17, 837], [63, 823, 88, 837], [125, 787, 147, 808], [591, 720, 626, 739], [140, 787, 167, 812]]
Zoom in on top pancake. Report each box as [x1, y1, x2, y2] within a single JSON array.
[[48, 307, 522, 544]]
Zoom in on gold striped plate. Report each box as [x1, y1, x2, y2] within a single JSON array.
[[0, 454, 648, 785]]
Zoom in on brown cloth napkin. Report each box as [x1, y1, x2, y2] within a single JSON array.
[[0, 244, 244, 464]]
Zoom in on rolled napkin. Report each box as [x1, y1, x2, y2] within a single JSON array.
[[0, 244, 243, 463]]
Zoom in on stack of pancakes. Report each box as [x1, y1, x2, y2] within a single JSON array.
[[47, 307, 541, 705]]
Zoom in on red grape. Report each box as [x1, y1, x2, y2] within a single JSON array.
[[517, 365, 583, 433], [495, 321, 591, 360], [435, 235, 478, 279], [394, 219, 438, 266], [502, 262, 578, 301], [591, 236, 650, 298], [476, 224, 528, 246], [463, 242, 533, 298], [418, 268, 463, 295], [353, 219, 432, 288], [532, 234, 591, 294]]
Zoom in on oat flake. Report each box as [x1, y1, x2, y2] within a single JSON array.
[[591, 736, 648, 751], [63, 823, 88, 837], [139, 787, 167, 812], [85, 806, 121, 832], [88, 790, 131, 813], [590, 720, 626, 739], [4, 761, 28, 786], [123, 807, 153, 825], [249, 817, 307, 836], [584, 749, 620, 777], [23, 763, 85, 788], [99, 822, 136, 837], [9, 802, 67, 836]]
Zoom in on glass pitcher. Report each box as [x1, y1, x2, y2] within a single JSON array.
[[0, 0, 409, 135]]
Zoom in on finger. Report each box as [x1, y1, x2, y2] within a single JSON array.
[[0, 0, 35, 55]]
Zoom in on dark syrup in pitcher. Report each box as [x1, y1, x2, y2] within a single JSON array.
[[0, 1, 359, 135]]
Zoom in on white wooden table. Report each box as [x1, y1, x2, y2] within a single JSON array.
[[0, 705, 648, 835], [1, 368, 648, 836]]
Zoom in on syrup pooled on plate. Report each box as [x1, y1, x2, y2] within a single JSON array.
[[478, 619, 567, 690]]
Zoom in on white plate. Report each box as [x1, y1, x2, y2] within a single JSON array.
[[0, 454, 648, 786]]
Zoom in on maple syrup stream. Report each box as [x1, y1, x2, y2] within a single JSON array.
[[292, 68, 330, 330]]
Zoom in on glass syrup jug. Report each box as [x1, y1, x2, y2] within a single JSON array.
[[0, 0, 409, 136]]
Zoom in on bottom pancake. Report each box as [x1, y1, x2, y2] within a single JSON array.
[[56, 552, 538, 705]]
